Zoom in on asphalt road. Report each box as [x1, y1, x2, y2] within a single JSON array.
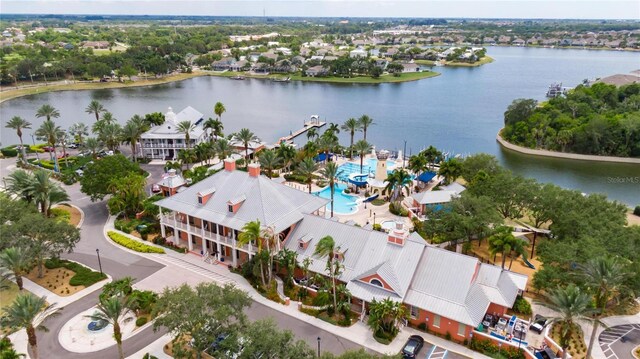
[[1, 156, 372, 358], [599, 324, 640, 359]]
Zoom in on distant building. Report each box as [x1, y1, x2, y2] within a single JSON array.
[[140, 106, 206, 160], [349, 48, 368, 58], [305, 65, 328, 77]]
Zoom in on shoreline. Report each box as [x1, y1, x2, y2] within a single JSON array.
[[415, 55, 494, 68], [496, 129, 640, 164]]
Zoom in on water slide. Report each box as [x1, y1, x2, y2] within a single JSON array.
[[522, 257, 536, 269], [348, 173, 369, 187]]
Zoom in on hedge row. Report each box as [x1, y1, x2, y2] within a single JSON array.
[[45, 258, 107, 286], [107, 231, 165, 254]]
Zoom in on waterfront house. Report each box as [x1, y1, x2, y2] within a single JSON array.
[[401, 63, 420, 73], [82, 41, 110, 49], [305, 65, 328, 77], [483, 37, 496, 45], [498, 35, 511, 44], [511, 38, 525, 46], [140, 106, 206, 160], [350, 48, 368, 58]]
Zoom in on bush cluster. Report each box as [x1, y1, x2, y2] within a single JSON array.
[[389, 201, 409, 216], [513, 297, 532, 315], [135, 317, 148, 327], [49, 207, 71, 223], [1, 147, 18, 157], [283, 173, 309, 184], [470, 338, 525, 359], [634, 206, 640, 216], [107, 231, 165, 254], [45, 258, 107, 286]]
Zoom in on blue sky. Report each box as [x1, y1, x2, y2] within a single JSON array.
[[2, 0, 639, 19]]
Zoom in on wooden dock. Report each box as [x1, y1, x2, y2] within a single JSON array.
[[276, 118, 326, 145]]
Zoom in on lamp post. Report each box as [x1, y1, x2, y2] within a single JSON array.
[[317, 336, 321, 357], [373, 212, 376, 226], [96, 249, 103, 274], [469, 331, 473, 348]]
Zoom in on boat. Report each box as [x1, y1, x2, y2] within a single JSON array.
[[434, 61, 445, 67], [546, 82, 566, 97], [272, 76, 291, 83], [230, 75, 245, 80]]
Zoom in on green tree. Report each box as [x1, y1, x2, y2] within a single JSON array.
[[177, 149, 197, 171], [438, 158, 463, 184], [367, 298, 408, 337], [0, 293, 60, 359], [0, 247, 31, 291], [69, 122, 89, 147], [84, 137, 103, 159], [238, 220, 267, 286], [233, 128, 259, 167], [176, 120, 196, 149], [234, 319, 315, 359], [121, 115, 147, 162], [35, 104, 60, 122], [152, 283, 251, 359], [306, 128, 319, 142], [107, 173, 147, 219], [85, 100, 106, 121], [460, 153, 501, 182], [295, 157, 318, 193], [341, 118, 361, 159], [258, 149, 281, 178], [5, 116, 31, 161], [35, 120, 64, 172], [384, 169, 412, 201], [143, 112, 165, 126], [503, 98, 537, 126], [203, 117, 224, 143], [320, 162, 343, 217], [353, 140, 372, 173], [276, 144, 296, 172], [99, 122, 123, 152], [358, 115, 374, 141], [80, 154, 143, 201], [407, 155, 428, 176], [214, 101, 226, 122], [87, 296, 135, 359], [118, 65, 137, 80], [313, 235, 340, 311], [9, 169, 70, 217], [213, 138, 234, 161], [488, 226, 517, 269]]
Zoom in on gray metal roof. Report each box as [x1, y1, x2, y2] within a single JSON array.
[[156, 169, 328, 232], [141, 106, 206, 140], [411, 190, 460, 205]]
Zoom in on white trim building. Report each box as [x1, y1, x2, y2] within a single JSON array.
[[140, 106, 207, 160]]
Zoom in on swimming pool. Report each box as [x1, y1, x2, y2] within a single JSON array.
[[313, 183, 359, 215], [337, 158, 397, 181]]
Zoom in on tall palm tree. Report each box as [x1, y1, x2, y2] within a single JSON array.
[[213, 138, 234, 161], [316, 133, 339, 163], [407, 155, 428, 176], [5, 169, 36, 203], [85, 100, 106, 121], [358, 115, 374, 141], [306, 127, 319, 142], [99, 123, 123, 152], [175, 120, 196, 150], [325, 123, 340, 137], [238, 220, 267, 286], [367, 298, 408, 336], [313, 235, 340, 311], [0, 247, 31, 291], [341, 118, 361, 159], [86, 296, 135, 359], [84, 137, 103, 159], [121, 115, 147, 162], [276, 144, 296, 172], [295, 157, 318, 193], [69, 122, 89, 147], [258, 150, 281, 178], [507, 236, 528, 270], [438, 158, 463, 185], [35, 120, 64, 172], [5, 116, 32, 161], [353, 140, 372, 174], [537, 284, 596, 359], [92, 112, 116, 136], [177, 149, 197, 171], [30, 170, 70, 217], [203, 117, 224, 143], [233, 128, 259, 166], [384, 169, 412, 201], [488, 226, 517, 269], [214, 101, 226, 122], [35, 104, 60, 122], [581, 257, 630, 359], [320, 162, 343, 217], [1, 293, 60, 359]]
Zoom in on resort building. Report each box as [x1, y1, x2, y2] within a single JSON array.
[[155, 160, 527, 342], [140, 106, 207, 160], [410, 182, 466, 214]]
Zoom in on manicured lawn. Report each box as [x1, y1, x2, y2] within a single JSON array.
[[0, 282, 21, 313], [25, 259, 107, 297], [446, 56, 495, 67], [51, 204, 82, 227]]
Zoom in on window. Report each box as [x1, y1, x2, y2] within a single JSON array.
[[433, 314, 441, 328], [458, 322, 466, 337], [197, 196, 203, 204], [369, 279, 383, 287], [228, 204, 233, 213], [410, 305, 419, 319]]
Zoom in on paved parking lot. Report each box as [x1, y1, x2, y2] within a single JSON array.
[[599, 324, 640, 359], [414, 341, 468, 359]]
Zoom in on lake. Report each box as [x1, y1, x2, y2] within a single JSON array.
[[1, 47, 639, 205]]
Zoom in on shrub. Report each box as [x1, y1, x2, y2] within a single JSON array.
[[135, 317, 148, 327], [371, 199, 386, 206], [389, 201, 408, 216], [45, 258, 107, 286], [1, 147, 18, 157], [49, 207, 71, 223], [373, 330, 394, 345], [513, 297, 532, 315], [634, 206, 640, 216], [445, 332, 452, 340], [107, 231, 165, 254], [417, 322, 428, 331], [372, 223, 383, 232], [283, 173, 308, 184]]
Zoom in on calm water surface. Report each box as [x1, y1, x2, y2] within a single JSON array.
[[1, 47, 639, 205]]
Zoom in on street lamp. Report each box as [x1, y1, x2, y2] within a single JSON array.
[[469, 331, 473, 347], [373, 212, 376, 226], [317, 337, 321, 357], [96, 249, 103, 274]]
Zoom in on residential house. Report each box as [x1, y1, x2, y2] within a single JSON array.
[[511, 38, 525, 46], [498, 35, 511, 44], [82, 41, 110, 49], [483, 37, 496, 45], [369, 48, 380, 57], [305, 65, 328, 77], [374, 59, 389, 70], [350, 48, 368, 58], [401, 63, 420, 73], [140, 106, 206, 160]]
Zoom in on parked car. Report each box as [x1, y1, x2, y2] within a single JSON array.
[[42, 146, 55, 152], [529, 314, 548, 334], [67, 143, 79, 149], [401, 335, 424, 358], [151, 184, 161, 193]]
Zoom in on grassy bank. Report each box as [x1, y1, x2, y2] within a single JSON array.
[[415, 56, 494, 67], [288, 71, 440, 83]]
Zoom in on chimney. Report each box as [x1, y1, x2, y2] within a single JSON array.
[[387, 221, 407, 246], [248, 163, 261, 177], [224, 158, 236, 172]]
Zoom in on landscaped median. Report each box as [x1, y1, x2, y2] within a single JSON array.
[[107, 231, 165, 254]]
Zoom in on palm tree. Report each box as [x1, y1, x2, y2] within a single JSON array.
[[276, 144, 296, 172], [92, 112, 116, 136], [35, 120, 64, 171], [87, 296, 135, 359], [85, 100, 106, 121], [214, 101, 226, 122], [99, 123, 123, 152], [69, 122, 89, 147], [367, 298, 408, 336], [316, 133, 338, 163], [341, 118, 361, 159], [164, 161, 182, 173], [203, 117, 224, 143], [177, 149, 197, 171], [0, 247, 31, 291], [325, 123, 340, 137], [35, 104, 60, 122], [537, 285, 596, 359], [295, 157, 318, 193], [438, 158, 463, 184], [176, 120, 196, 150], [306, 127, 319, 142], [233, 128, 259, 167], [407, 155, 428, 176], [313, 235, 340, 311], [488, 226, 517, 269], [84, 137, 103, 159], [258, 150, 281, 178], [5, 116, 32, 161], [1, 293, 60, 359], [358, 115, 374, 141], [353, 140, 371, 173], [238, 220, 267, 286], [384, 169, 412, 201], [507, 236, 528, 270], [30, 170, 70, 217], [213, 138, 234, 161], [121, 115, 147, 162], [581, 257, 630, 359], [320, 162, 343, 217], [5, 169, 36, 203]]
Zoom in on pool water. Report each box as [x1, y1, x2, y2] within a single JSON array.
[[337, 158, 396, 181], [313, 183, 359, 214]]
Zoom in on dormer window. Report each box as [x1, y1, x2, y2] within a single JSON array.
[[227, 193, 247, 214], [370, 279, 383, 287], [197, 187, 216, 206], [228, 204, 233, 212], [298, 234, 312, 250], [198, 196, 203, 204]]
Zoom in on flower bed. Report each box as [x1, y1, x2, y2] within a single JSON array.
[[45, 258, 107, 286], [107, 231, 165, 253]]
